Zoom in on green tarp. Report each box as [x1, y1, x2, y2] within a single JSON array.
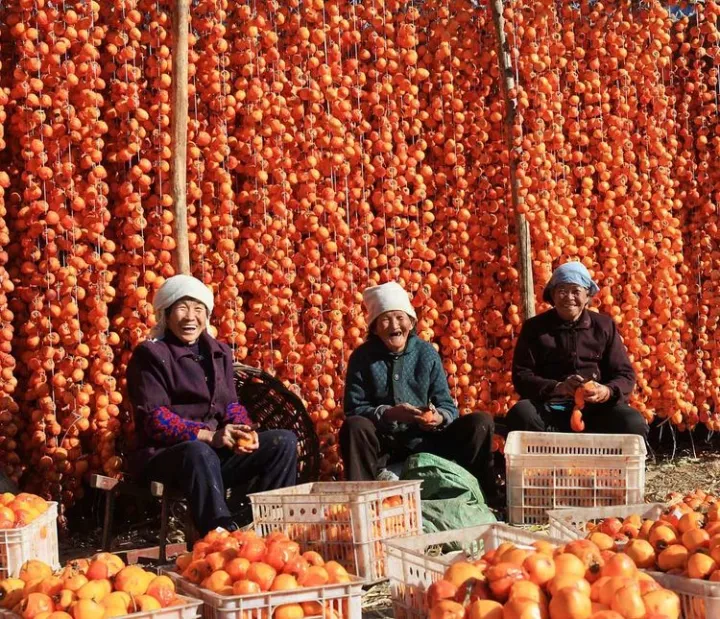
[[401, 452, 497, 533]]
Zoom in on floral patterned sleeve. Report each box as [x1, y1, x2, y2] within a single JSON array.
[[225, 402, 252, 426], [145, 406, 208, 444]]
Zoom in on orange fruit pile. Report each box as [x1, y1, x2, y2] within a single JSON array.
[[0, 492, 50, 529], [175, 528, 350, 618], [585, 489, 720, 582], [0, 554, 183, 618], [426, 538, 680, 619]]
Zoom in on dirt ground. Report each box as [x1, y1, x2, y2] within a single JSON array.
[[57, 441, 720, 618]]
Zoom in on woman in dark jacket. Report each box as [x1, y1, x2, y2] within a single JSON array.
[[505, 262, 648, 437], [339, 281, 497, 500], [127, 275, 297, 534]]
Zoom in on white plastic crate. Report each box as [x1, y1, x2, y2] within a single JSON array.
[[0, 502, 59, 578], [547, 502, 666, 540], [167, 570, 363, 619], [504, 431, 646, 524], [0, 596, 201, 619], [384, 523, 566, 619], [547, 503, 720, 619], [249, 481, 422, 581], [648, 571, 720, 619]]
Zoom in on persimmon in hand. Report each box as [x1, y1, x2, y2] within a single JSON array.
[[236, 430, 259, 453]]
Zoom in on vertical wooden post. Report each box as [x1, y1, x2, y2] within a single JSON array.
[[490, 0, 536, 320], [170, 0, 191, 275]]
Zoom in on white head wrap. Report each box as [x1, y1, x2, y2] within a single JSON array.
[[362, 281, 417, 326], [150, 274, 215, 339]]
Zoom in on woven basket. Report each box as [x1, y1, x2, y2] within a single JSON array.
[[233, 363, 320, 484]]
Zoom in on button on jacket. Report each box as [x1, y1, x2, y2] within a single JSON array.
[[512, 308, 636, 403]]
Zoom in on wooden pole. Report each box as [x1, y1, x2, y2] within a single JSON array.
[[170, 0, 191, 275], [490, 0, 536, 320]]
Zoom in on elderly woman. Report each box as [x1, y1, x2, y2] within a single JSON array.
[[505, 262, 648, 437], [340, 282, 497, 500], [126, 275, 297, 534]]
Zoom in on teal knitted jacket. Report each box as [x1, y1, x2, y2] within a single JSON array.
[[343, 332, 458, 443]]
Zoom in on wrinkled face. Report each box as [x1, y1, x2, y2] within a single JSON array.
[[373, 310, 415, 353], [552, 284, 590, 322], [167, 297, 208, 344]]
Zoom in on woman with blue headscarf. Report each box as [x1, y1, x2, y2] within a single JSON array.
[[505, 262, 648, 437]]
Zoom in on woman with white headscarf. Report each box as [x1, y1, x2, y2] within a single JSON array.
[[505, 262, 648, 436], [126, 275, 298, 534], [340, 281, 498, 502]]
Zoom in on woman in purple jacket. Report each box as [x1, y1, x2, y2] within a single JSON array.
[[505, 263, 648, 437], [126, 275, 297, 534]]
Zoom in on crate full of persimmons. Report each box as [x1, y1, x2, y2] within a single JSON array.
[[504, 431, 647, 525], [166, 527, 363, 619], [0, 553, 202, 619], [548, 489, 720, 619], [0, 493, 59, 579], [248, 480, 422, 582], [383, 522, 682, 619]]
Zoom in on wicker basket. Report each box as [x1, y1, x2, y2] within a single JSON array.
[[234, 363, 320, 484]]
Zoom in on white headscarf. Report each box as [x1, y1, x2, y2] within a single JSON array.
[[362, 281, 417, 326], [150, 274, 215, 339]]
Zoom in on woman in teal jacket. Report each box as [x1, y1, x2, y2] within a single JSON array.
[[340, 282, 497, 500]]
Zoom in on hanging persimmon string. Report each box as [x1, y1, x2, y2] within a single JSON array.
[[0, 0, 718, 493]]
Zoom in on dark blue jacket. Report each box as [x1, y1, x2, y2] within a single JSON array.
[[343, 332, 458, 448]]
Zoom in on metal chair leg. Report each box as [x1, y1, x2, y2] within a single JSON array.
[[159, 494, 169, 565], [101, 488, 115, 551]]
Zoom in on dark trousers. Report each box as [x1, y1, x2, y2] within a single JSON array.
[[504, 399, 648, 438], [339, 413, 497, 499], [144, 429, 297, 535]]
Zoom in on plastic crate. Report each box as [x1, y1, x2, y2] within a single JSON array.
[[384, 523, 566, 619], [0, 596, 201, 619], [547, 502, 666, 540], [647, 571, 720, 619], [166, 571, 363, 619], [0, 502, 59, 579], [504, 431, 647, 524], [547, 503, 720, 619], [248, 481, 422, 581]]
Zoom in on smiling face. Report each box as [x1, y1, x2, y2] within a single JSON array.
[[166, 297, 208, 344], [552, 284, 590, 322], [373, 310, 415, 353]]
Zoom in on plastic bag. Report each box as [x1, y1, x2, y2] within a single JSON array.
[[401, 452, 497, 533]]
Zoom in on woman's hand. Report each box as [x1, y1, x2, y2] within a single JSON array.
[[233, 425, 260, 454], [384, 403, 423, 424], [583, 383, 612, 404], [553, 375, 585, 397], [198, 425, 259, 452], [417, 405, 443, 430]]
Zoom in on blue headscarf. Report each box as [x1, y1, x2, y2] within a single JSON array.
[[543, 262, 600, 304]]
